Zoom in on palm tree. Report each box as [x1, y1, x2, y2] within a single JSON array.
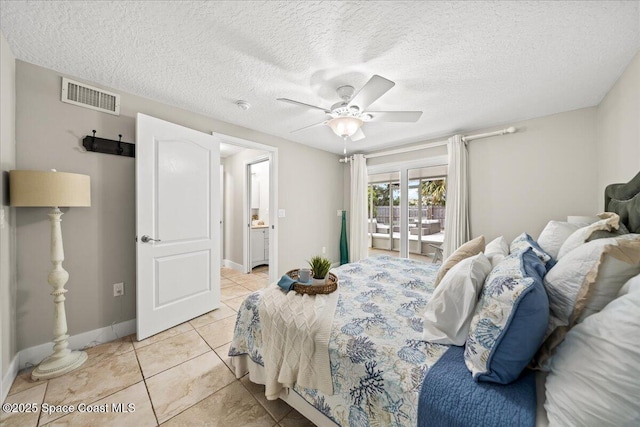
[[421, 179, 446, 206]]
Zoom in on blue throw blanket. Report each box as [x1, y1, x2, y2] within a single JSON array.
[[418, 346, 536, 427]]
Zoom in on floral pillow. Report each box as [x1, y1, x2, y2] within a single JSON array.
[[510, 232, 556, 270], [464, 248, 549, 384]]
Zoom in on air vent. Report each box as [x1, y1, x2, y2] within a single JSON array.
[[61, 77, 120, 115]]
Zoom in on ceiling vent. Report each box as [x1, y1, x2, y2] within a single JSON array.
[[61, 77, 120, 115]]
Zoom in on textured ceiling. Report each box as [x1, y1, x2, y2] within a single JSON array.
[[1, 1, 638, 155]]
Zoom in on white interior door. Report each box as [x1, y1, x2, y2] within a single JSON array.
[[136, 113, 220, 340]]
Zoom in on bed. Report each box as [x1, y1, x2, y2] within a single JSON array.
[[229, 171, 640, 427], [231, 256, 445, 426]]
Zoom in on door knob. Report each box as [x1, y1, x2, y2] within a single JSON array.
[[141, 235, 161, 243]]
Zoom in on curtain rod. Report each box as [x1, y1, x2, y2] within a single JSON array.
[[339, 126, 517, 162]]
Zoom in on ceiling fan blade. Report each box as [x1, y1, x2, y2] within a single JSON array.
[[350, 128, 366, 141], [290, 120, 327, 133], [348, 75, 395, 111], [277, 98, 330, 113], [365, 111, 423, 122]]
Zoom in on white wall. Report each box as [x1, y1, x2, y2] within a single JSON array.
[[0, 31, 17, 388], [596, 52, 640, 205], [468, 108, 598, 242], [15, 60, 344, 350]]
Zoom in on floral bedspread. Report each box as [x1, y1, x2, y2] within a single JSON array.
[[229, 255, 448, 427]]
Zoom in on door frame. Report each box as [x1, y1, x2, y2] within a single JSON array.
[[213, 132, 278, 285], [245, 156, 270, 273], [220, 164, 224, 264]]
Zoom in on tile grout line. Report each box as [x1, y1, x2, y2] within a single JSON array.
[[189, 312, 236, 330], [140, 348, 211, 381], [156, 371, 239, 425], [34, 380, 47, 427], [37, 348, 142, 424], [139, 318, 235, 379], [29, 277, 255, 426], [133, 346, 161, 427], [132, 324, 195, 351], [238, 376, 294, 424], [192, 327, 236, 375]]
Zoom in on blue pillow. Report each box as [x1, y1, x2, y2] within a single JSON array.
[[464, 248, 549, 384], [510, 232, 556, 270]]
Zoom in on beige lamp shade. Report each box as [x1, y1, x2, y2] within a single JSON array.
[[10, 170, 91, 207]]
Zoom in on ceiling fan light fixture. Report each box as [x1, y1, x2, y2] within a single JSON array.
[[327, 117, 363, 138]]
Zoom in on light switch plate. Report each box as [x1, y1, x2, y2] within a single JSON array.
[[337, 210, 342, 216], [278, 209, 286, 218]]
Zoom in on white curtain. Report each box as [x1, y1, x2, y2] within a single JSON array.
[[442, 135, 470, 259], [350, 154, 368, 262]]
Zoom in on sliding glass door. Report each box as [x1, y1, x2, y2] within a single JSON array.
[[407, 167, 446, 262], [367, 164, 446, 263], [368, 171, 400, 257]]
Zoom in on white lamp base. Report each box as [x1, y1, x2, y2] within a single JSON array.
[[32, 350, 88, 380], [31, 207, 88, 381]]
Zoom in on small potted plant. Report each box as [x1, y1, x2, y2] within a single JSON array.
[[308, 255, 332, 285]]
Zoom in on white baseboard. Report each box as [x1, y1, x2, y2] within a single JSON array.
[[18, 319, 136, 371], [223, 259, 245, 273], [1, 354, 19, 403]]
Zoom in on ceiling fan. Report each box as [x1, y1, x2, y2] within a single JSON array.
[[277, 75, 423, 142]]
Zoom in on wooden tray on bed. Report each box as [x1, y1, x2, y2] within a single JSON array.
[[286, 269, 338, 295]]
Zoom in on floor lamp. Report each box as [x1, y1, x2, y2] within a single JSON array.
[[10, 169, 91, 380]]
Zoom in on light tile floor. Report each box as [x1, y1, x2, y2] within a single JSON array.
[[2, 266, 315, 427]]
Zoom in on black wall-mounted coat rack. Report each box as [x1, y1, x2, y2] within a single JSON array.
[[82, 130, 135, 157]]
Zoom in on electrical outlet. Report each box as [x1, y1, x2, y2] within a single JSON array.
[[113, 282, 124, 297], [322, 246, 326, 254]]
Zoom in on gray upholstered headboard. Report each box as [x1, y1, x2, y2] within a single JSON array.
[[604, 170, 640, 233]]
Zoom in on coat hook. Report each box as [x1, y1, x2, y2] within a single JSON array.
[[81, 132, 134, 158], [92, 130, 97, 151]]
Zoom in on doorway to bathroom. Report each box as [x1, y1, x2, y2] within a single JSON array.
[[215, 132, 278, 286]]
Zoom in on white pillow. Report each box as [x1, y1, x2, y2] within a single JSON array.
[[537, 221, 584, 259], [545, 288, 640, 426], [536, 235, 640, 368], [484, 236, 508, 268], [422, 253, 492, 345], [618, 273, 640, 297], [579, 256, 640, 321], [546, 235, 640, 324], [557, 212, 620, 259]]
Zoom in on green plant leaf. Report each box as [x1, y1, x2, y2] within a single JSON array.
[[307, 255, 332, 279]]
